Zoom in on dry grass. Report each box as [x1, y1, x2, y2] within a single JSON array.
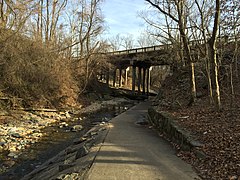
[[0, 29, 80, 108]]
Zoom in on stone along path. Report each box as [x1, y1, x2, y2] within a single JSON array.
[[85, 101, 199, 180]]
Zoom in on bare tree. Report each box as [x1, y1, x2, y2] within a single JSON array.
[[208, 0, 221, 109], [107, 34, 123, 51], [120, 33, 135, 49], [66, 0, 105, 91], [221, 0, 240, 109], [137, 32, 158, 47], [0, 0, 36, 31], [145, 0, 197, 103], [190, 0, 214, 104], [221, 0, 240, 76]]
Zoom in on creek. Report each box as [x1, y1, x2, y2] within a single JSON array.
[[0, 101, 136, 179]]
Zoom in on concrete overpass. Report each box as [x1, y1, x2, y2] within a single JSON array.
[[100, 44, 173, 95]]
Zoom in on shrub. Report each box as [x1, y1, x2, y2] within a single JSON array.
[[0, 29, 79, 108]]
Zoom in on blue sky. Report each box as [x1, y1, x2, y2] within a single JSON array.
[[102, 0, 148, 38]]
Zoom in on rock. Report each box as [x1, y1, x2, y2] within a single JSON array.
[[55, 115, 61, 120], [56, 173, 80, 180], [30, 117, 40, 123], [8, 145, 17, 152], [0, 110, 8, 116], [56, 174, 66, 180], [64, 147, 76, 155], [71, 125, 83, 132], [90, 132, 98, 136], [65, 173, 80, 179], [194, 149, 207, 159], [91, 122, 99, 126], [102, 117, 109, 122], [59, 122, 68, 128], [75, 145, 89, 159], [73, 137, 87, 145], [11, 133, 23, 138], [190, 140, 204, 147], [3, 160, 16, 167], [8, 152, 18, 158], [100, 122, 106, 126], [65, 111, 71, 119], [32, 133, 42, 138], [31, 140, 36, 144], [32, 129, 41, 133], [229, 176, 238, 180], [99, 127, 107, 132], [0, 141, 6, 146]]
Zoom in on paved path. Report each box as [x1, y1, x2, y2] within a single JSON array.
[[85, 101, 199, 180]]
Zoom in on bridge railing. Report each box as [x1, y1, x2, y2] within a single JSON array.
[[109, 44, 171, 55], [107, 36, 239, 56]]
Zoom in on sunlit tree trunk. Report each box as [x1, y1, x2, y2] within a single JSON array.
[[45, 0, 49, 44], [208, 0, 221, 110], [195, 0, 214, 104], [40, 0, 43, 40], [50, 0, 57, 42], [176, 0, 196, 102]]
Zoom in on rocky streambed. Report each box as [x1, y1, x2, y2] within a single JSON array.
[[0, 98, 136, 179]]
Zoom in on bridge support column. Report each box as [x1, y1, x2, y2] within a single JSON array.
[[146, 68, 150, 95], [142, 68, 146, 94], [113, 68, 117, 87], [138, 67, 142, 94], [106, 68, 110, 86], [100, 70, 103, 81], [132, 66, 136, 94], [119, 68, 122, 87], [125, 68, 128, 87]]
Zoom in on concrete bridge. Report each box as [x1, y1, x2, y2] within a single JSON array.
[[100, 44, 173, 95]]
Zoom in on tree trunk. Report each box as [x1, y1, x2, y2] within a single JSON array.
[[178, 24, 197, 103], [195, 0, 214, 104], [208, 0, 221, 110], [50, 0, 57, 42], [0, 0, 4, 27], [40, 0, 43, 41], [46, 0, 50, 44]]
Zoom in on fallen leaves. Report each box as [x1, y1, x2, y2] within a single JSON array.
[[156, 70, 240, 179]]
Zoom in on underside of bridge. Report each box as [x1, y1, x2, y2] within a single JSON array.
[[98, 49, 172, 95]]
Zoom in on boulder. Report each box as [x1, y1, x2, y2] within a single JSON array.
[[75, 146, 89, 159], [71, 125, 83, 132]]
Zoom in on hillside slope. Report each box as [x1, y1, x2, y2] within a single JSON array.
[[154, 67, 240, 179]]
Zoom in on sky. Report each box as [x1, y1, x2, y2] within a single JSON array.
[[102, 0, 148, 39]]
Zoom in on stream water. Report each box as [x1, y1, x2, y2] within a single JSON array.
[[1, 101, 136, 179]]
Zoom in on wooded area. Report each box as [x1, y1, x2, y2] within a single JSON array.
[[0, 0, 109, 108], [144, 0, 239, 110]]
